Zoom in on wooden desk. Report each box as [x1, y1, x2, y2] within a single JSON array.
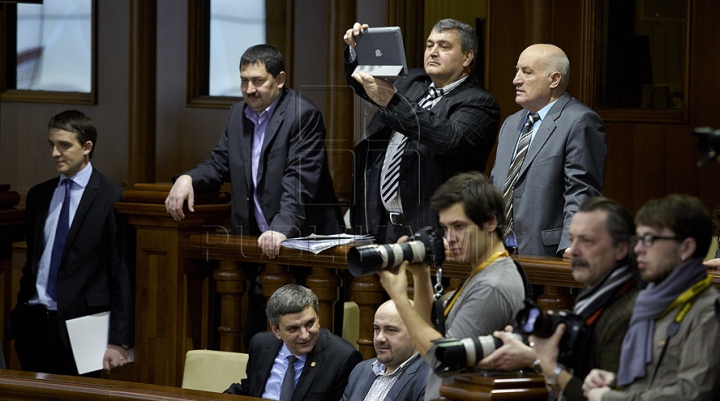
[[0, 369, 253, 400]]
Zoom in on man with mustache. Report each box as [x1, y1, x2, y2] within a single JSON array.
[[165, 44, 343, 348], [344, 19, 500, 244], [479, 197, 639, 400]]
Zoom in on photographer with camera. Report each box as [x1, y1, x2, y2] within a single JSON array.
[[583, 195, 720, 401], [377, 172, 525, 401], [476, 197, 639, 400]]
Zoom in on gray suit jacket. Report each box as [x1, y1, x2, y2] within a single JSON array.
[[490, 93, 606, 256], [340, 353, 427, 401]]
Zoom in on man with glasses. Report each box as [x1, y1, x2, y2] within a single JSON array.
[[583, 194, 720, 401]]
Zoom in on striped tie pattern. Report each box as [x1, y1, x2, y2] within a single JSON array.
[[380, 87, 444, 206], [502, 113, 539, 238]]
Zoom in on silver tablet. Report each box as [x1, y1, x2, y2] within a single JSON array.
[[353, 26, 408, 80]]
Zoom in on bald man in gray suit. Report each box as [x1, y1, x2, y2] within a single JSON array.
[[490, 44, 606, 257]]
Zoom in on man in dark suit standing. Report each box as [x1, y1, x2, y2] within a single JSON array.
[[10, 110, 134, 376], [344, 19, 500, 243], [224, 284, 362, 401], [165, 44, 343, 347], [341, 300, 427, 401], [490, 44, 606, 257]]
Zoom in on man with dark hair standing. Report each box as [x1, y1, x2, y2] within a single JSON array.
[[479, 197, 639, 401], [224, 284, 362, 401], [10, 110, 134, 376], [583, 194, 720, 401], [490, 44, 606, 257], [378, 172, 525, 400], [344, 19, 500, 243], [165, 44, 344, 347]]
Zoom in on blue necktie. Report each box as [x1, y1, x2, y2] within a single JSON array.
[[47, 179, 73, 300]]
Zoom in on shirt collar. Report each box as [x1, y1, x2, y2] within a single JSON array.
[[433, 75, 469, 96], [371, 352, 419, 376], [60, 162, 93, 189], [244, 95, 281, 125]]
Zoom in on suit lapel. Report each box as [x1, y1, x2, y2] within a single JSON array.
[[292, 329, 328, 401], [383, 353, 422, 401], [518, 93, 571, 179], [257, 338, 284, 395], [64, 170, 100, 260], [258, 89, 288, 185], [498, 114, 526, 192]]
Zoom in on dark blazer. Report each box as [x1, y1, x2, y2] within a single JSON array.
[[490, 93, 606, 256], [184, 87, 343, 237], [11, 169, 134, 347], [225, 328, 363, 401], [345, 48, 500, 241], [340, 353, 428, 401]]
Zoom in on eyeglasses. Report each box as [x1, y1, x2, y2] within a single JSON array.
[[633, 233, 681, 248]]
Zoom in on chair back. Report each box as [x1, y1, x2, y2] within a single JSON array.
[[181, 350, 248, 393]]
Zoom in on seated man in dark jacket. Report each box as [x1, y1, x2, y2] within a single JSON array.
[[224, 284, 363, 401]]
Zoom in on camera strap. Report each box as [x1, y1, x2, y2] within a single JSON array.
[[444, 251, 508, 317], [649, 275, 713, 386]]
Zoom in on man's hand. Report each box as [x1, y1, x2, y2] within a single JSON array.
[[344, 22, 369, 47], [351, 72, 397, 107], [477, 328, 535, 371], [258, 230, 287, 259], [582, 369, 615, 395], [703, 257, 720, 269], [529, 323, 565, 374], [585, 387, 611, 401], [378, 261, 410, 301], [562, 247, 572, 259], [103, 344, 131, 374], [165, 175, 194, 221]]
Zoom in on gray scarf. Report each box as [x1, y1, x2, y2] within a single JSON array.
[[616, 257, 707, 386]]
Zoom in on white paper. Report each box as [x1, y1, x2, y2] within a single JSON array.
[[281, 233, 375, 254], [65, 311, 134, 374]]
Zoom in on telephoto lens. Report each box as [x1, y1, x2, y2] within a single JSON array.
[[432, 333, 526, 377], [347, 227, 444, 276]]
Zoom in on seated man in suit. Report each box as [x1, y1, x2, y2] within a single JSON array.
[[341, 300, 428, 401], [10, 110, 134, 376], [224, 284, 363, 400]]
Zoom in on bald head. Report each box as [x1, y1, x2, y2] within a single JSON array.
[[514, 44, 570, 112], [373, 300, 416, 373]]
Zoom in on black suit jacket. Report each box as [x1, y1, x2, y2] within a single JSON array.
[[11, 168, 135, 347], [184, 87, 343, 237], [345, 48, 501, 241], [225, 328, 363, 401]]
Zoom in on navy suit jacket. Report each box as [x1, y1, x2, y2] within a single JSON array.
[[11, 168, 135, 347], [490, 93, 606, 256], [225, 328, 363, 401], [345, 48, 500, 242], [184, 87, 343, 237], [340, 353, 428, 401]]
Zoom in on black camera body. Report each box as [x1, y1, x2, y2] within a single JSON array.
[[513, 299, 587, 369], [347, 226, 445, 277]]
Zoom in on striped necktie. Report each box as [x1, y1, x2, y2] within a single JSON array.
[[380, 87, 444, 206], [502, 113, 540, 238]]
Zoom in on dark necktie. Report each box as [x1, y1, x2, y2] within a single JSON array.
[[279, 355, 297, 401], [380, 86, 444, 206], [47, 179, 73, 300], [502, 113, 540, 238]]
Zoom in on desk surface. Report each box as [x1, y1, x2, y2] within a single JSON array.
[[0, 369, 258, 400]]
